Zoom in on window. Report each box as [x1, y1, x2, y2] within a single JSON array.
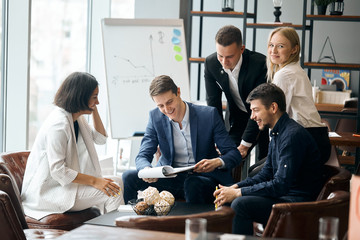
[[0, 0, 4, 151], [28, 0, 135, 151], [108, 0, 136, 170], [28, 0, 88, 148], [111, 0, 135, 18]]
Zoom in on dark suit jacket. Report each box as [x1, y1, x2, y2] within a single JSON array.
[[135, 102, 242, 185], [204, 49, 267, 144]]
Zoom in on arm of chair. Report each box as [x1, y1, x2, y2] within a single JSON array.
[[0, 174, 28, 229], [317, 166, 352, 200], [0, 151, 30, 192], [247, 157, 266, 177], [0, 189, 68, 240], [0, 190, 27, 240], [263, 191, 350, 239]]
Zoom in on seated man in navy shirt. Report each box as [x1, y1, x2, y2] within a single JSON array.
[[214, 83, 324, 235], [122, 75, 241, 204]]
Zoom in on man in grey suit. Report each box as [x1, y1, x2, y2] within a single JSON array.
[[122, 75, 241, 204], [204, 25, 268, 160]]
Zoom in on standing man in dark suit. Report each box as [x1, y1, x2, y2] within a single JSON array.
[[204, 25, 268, 160]]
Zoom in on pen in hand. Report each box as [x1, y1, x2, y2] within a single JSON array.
[[215, 186, 218, 210]]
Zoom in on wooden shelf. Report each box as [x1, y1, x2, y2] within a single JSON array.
[[306, 15, 360, 22], [315, 103, 344, 112], [304, 62, 360, 70], [329, 132, 360, 147], [190, 11, 255, 18], [189, 57, 205, 63], [246, 22, 308, 30]]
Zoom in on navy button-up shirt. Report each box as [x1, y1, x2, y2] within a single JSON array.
[[238, 113, 323, 202]]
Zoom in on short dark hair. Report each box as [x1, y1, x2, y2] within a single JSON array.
[[246, 83, 286, 112], [215, 25, 243, 47], [54, 72, 98, 113], [149, 75, 178, 97]]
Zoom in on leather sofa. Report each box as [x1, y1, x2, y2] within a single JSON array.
[[0, 151, 100, 230]]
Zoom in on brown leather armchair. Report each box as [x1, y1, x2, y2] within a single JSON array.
[[0, 151, 101, 230], [115, 206, 235, 233], [0, 174, 67, 240], [263, 191, 350, 239], [257, 165, 352, 239]]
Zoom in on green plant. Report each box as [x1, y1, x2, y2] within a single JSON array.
[[314, 0, 336, 6]]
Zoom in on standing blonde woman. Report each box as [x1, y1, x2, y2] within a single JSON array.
[[267, 27, 330, 164], [21, 72, 123, 220]]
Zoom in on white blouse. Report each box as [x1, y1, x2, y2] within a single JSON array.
[[272, 62, 325, 128]]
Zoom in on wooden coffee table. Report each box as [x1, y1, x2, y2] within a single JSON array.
[[56, 224, 294, 240]]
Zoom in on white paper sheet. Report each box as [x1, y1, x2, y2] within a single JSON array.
[[219, 233, 246, 240], [329, 132, 341, 137], [117, 205, 134, 213], [138, 165, 195, 178]]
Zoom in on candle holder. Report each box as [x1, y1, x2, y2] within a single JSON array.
[[222, 0, 234, 12], [330, 0, 344, 15], [273, 0, 283, 22]]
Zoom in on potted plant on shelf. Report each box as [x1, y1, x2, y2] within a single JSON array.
[[314, 0, 336, 15]]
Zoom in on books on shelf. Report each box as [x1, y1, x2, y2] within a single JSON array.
[[321, 69, 351, 90]]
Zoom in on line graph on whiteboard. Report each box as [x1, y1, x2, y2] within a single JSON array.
[[110, 54, 154, 87], [108, 28, 185, 88]]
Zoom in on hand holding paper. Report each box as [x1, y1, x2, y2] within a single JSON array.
[[193, 158, 223, 173]]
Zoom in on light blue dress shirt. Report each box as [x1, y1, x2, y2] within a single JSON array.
[[170, 102, 225, 168], [170, 102, 195, 167]]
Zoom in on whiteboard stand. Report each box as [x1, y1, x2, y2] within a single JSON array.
[[114, 136, 144, 176], [114, 139, 121, 176]]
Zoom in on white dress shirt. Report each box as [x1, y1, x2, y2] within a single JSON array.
[[223, 55, 247, 113], [272, 62, 325, 128], [223, 56, 253, 148]]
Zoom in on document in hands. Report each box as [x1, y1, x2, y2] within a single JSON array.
[[138, 165, 195, 178]]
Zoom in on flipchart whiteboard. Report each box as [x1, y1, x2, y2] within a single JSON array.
[[101, 18, 190, 139]]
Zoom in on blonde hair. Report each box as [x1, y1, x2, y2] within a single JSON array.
[[266, 27, 300, 82]]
